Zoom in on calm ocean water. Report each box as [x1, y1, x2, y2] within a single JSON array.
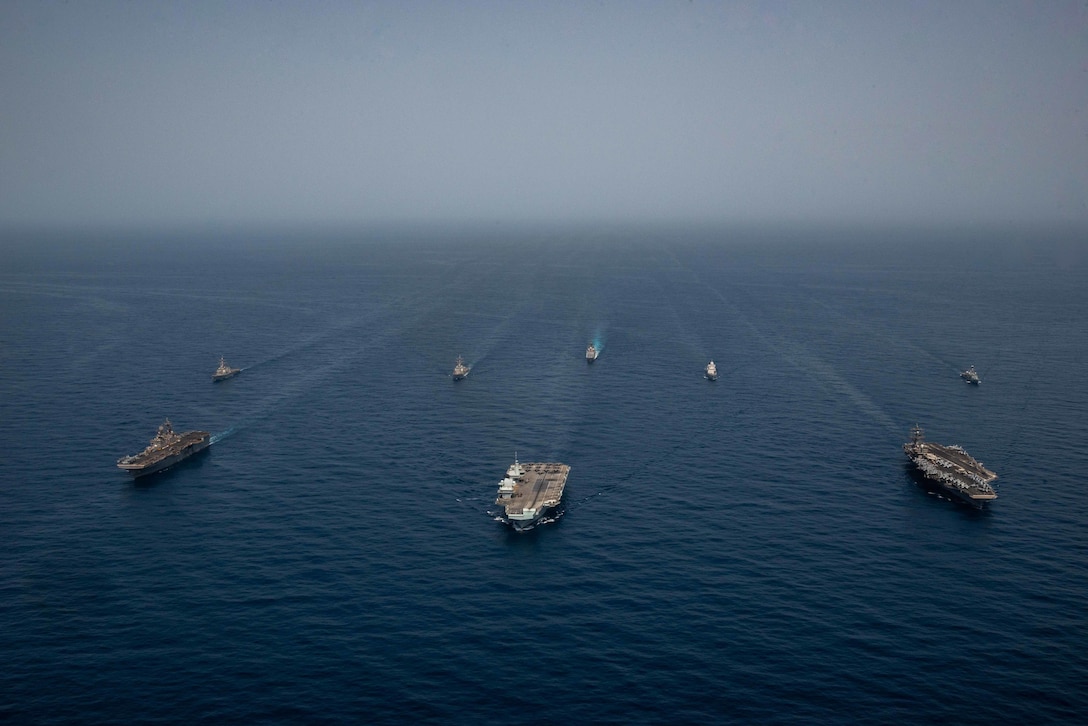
[[1, 226, 1086, 723]]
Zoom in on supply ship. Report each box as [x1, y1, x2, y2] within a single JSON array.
[[586, 344, 598, 362], [494, 456, 571, 530], [706, 360, 718, 380], [960, 366, 980, 385], [903, 425, 997, 507], [213, 356, 241, 382], [452, 355, 470, 380], [117, 419, 210, 477]]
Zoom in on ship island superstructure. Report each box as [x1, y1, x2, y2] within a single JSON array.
[[117, 419, 210, 477], [903, 425, 997, 507], [706, 360, 718, 380], [452, 355, 470, 380], [494, 456, 571, 530], [586, 344, 598, 362], [213, 356, 241, 382], [960, 365, 980, 385]]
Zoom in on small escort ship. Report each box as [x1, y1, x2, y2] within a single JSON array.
[[213, 356, 241, 382], [903, 424, 997, 507], [452, 355, 470, 380], [117, 419, 210, 477], [494, 455, 571, 531], [586, 344, 598, 362], [960, 365, 980, 385], [706, 360, 718, 380]]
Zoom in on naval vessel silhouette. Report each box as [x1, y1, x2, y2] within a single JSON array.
[[452, 356, 470, 380], [117, 420, 210, 477], [903, 425, 997, 507], [494, 456, 570, 531], [213, 356, 241, 382]]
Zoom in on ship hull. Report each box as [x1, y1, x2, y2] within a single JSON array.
[[504, 507, 555, 531], [119, 437, 210, 478], [213, 370, 239, 382], [904, 459, 995, 509]]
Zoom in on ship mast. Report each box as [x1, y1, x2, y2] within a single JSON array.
[[910, 424, 924, 445]]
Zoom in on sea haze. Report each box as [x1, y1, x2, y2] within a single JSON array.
[[1, 225, 1086, 723]]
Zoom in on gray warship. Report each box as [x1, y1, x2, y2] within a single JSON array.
[[903, 425, 997, 507], [213, 356, 241, 382], [586, 344, 598, 362], [960, 365, 980, 385], [117, 419, 210, 477], [706, 360, 718, 380], [452, 355, 470, 380], [494, 456, 571, 531]]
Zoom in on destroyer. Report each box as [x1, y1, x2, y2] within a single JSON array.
[[586, 344, 598, 362], [452, 355, 470, 380], [213, 356, 241, 382], [960, 365, 980, 385], [706, 360, 718, 380], [903, 424, 997, 507], [117, 419, 210, 477], [494, 456, 571, 530]]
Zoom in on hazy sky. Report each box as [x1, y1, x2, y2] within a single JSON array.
[[2, 1, 1086, 229]]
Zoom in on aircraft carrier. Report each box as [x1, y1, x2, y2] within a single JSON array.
[[903, 425, 997, 507], [494, 457, 570, 530], [117, 420, 210, 477]]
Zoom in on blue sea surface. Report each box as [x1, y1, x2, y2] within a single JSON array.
[[1, 226, 1086, 723]]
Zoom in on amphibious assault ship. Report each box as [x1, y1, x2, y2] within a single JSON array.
[[494, 456, 571, 530], [586, 344, 598, 362], [903, 425, 997, 507], [452, 355, 470, 380], [706, 360, 718, 380], [213, 356, 241, 382], [117, 419, 210, 477], [960, 365, 980, 385]]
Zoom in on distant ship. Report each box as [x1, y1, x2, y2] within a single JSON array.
[[903, 424, 997, 507], [586, 344, 598, 362], [960, 365, 980, 385], [494, 455, 571, 531], [213, 356, 241, 382], [706, 360, 718, 380], [452, 355, 470, 380], [117, 419, 210, 477]]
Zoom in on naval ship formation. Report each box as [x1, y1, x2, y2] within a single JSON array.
[[119, 336, 1004, 517], [494, 456, 571, 530], [117, 420, 210, 477], [903, 425, 997, 507]]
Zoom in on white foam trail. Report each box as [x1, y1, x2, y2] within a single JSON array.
[[210, 426, 236, 445]]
